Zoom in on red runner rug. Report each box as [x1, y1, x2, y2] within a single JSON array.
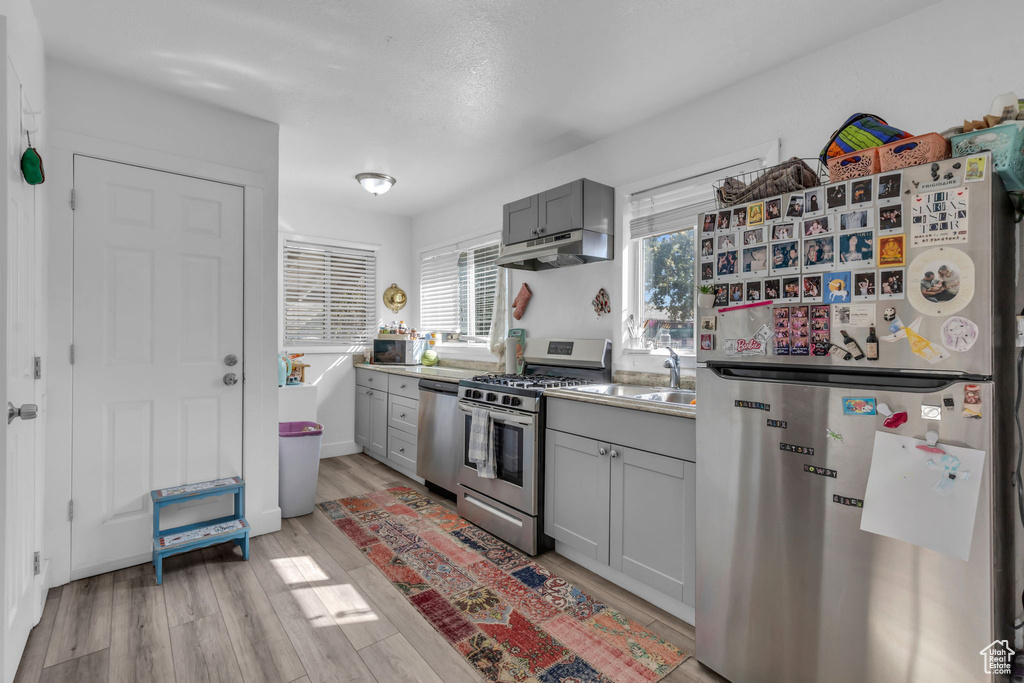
[[317, 487, 689, 682]]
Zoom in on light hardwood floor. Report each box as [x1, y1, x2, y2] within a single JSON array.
[[15, 453, 727, 683]]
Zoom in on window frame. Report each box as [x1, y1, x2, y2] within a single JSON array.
[[278, 233, 381, 354]]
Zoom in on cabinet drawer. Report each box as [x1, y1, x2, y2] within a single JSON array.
[[356, 368, 384, 389], [388, 374, 419, 400], [388, 428, 417, 471], [388, 394, 418, 435]]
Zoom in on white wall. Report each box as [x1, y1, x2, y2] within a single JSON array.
[[411, 0, 1024, 377], [44, 61, 280, 585], [279, 198, 414, 456]]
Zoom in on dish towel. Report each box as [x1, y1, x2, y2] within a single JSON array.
[[467, 407, 496, 479]]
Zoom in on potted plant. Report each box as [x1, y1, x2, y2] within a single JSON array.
[[697, 284, 715, 309]]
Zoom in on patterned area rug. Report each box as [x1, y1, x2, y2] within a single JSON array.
[[317, 487, 689, 682]]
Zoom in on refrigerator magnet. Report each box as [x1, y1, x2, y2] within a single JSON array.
[[804, 186, 825, 216], [838, 229, 875, 268], [825, 181, 848, 211], [700, 236, 715, 262], [842, 398, 877, 415], [849, 177, 874, 207], [699, 333, 715, 351], [907, 247, 975, 316], [824, 272, 852, 305], [802, 235, 835, 272], [962, 384, 982, 418], [852, 271, 877, 301], [964, 155, 986, 183], [878, 268, 906, 300], [878, 234, 906, 268], [747, 201, 765, 226], [801, 274, 823, 303], [700, 315, 717, 331], [741, 245, 769, 278], [877, 203, 904, 233], [763, 196, 782, 222]]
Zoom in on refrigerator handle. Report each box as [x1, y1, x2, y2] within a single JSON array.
[[708, 364, 977, 393]]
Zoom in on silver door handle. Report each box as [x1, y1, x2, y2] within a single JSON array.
[[223, 373, 238, 386], [224, 354, 238, 367], [7, 402, 37, 424], [609, 449, 619, 459], [599, 447, 607, 456], [400, 413, 407, 418]]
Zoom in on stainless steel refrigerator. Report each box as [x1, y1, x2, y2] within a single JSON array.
[[695, 154, 1018, 682]]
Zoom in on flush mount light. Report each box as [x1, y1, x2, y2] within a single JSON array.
[[355, 172, 396, 196]]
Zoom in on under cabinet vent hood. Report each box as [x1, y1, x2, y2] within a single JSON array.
[[495, 229, 612, 270]]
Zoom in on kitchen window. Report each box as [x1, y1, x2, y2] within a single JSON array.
[[280, 235, 378, 350], [420, 237, 502, 343]]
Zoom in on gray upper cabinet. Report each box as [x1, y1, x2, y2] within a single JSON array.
[[503, 178, 614, 246], [503, 194, 540, 245], [544, 430, 611, 562]]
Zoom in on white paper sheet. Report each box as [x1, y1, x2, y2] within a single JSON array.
[[860, 431, 985, 560]]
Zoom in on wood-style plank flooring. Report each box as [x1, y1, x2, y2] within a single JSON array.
[[15, 453, 726, 683]]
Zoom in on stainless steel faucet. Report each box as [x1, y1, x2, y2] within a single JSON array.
[[663, 347, 680, 389]]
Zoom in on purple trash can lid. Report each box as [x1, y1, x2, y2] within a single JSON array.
[[279, 421, 323, 437]]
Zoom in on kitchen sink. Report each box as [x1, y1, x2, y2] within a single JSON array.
[[567, 384, 696, 405], [632, 390, 696, 404]]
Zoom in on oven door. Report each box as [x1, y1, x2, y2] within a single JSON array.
[[457, 400, 539, 515]]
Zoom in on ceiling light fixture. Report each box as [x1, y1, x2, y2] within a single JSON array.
[[355, 172, 396, 196]]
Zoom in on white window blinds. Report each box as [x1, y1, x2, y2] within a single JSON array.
[[282, 238, 377, 346], [628, 159, 764, 240], [420, 239, 500, 337]]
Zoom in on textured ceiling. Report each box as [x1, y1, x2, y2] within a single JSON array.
[[32, 0, 940, 217]]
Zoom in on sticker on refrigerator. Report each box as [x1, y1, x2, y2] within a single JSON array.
[[940, 316, 979, 352], [832, 304, 875, 329], [700, 316, 717, 331], [824, 272, 852, 305], [962, 384, 982, 419], [826, 428, 844, 442], [803, 464, 837, 478], [842, 398, 877, 415], [909, 187, 969, 247], [833, 495, 863, 508], [699, 333, 715, 351], [964, 155, 987, 182], [907, 247, 975, 316], [880, 307, 907, 341]]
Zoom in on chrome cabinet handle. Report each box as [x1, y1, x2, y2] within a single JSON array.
[[400, 383, 407, 388], [400, 413, 407, 418], [7, 402, 37, 424], [599, 447, 607, 456], [399, 447, 405, 453], [223, 373, 238, 386], [609, 449, 619, 459]]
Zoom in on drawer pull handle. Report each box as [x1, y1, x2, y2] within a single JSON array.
[[610, 449, 619, 459], [401, 384, 406, 388], [399, 447, 405, 453], [400, 413, 406, 418], [599, 447, 607, 456]]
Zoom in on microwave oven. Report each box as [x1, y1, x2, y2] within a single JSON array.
[[372, 339, 428, 365]]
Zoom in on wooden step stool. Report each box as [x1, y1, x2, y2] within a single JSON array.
[[150, 476, 250, 585]]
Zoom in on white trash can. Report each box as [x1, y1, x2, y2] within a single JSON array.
[[279, 421, 323, 518]]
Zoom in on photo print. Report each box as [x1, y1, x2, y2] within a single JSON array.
[[877, 171, 902, 201], [804, 187, 824, 215], [716, 211, 731, 230], [742, 245, 768, 276], [810, 304, 831, 355], [728, 282, 744, 303], [839, 209, 871, 231], [717, 249, 738, 278], [774, 306, 791, 356], [770, 240, 800, 275], [714, 284, 729, 307], [853, 271, 877, 300], [838, 229, 875, 267], [733, 205, 748, 228], [700, 237, 715, 260], [786, 193, 805, 218], [878, 204, 904, 232], [824, 271, 853, 305], [802, 235, 836, 272], [763, 278, 781, 300], [700, 261, 715, 282], [747, 201, 765, 226], [802, 214, 832, 237], [764, 197, 782, 222], [717, 233, 737, 250], [790, 305, 810, 356], [743, 227, 765, 245], [878, 234, 906, 267], [702, 213, 717, 233], [771, 222, 795, 241], [850, 177, 873, 206], [745, 279, 762, 302], [879, 268, 906, 300], [825, 181, 848, 210], [802, 274, 824, 303], [912, 254, 969, 309], [781, 276, 801, 301]]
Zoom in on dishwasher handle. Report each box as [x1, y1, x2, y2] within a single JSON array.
[[418, 378, 459, 394]]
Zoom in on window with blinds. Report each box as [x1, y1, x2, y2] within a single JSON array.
[[420, 240, 500, 339], [282, 238, 377, 347]]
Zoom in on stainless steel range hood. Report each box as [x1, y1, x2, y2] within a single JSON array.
[[495, 229, 612, 271]]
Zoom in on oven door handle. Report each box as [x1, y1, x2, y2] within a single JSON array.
[[457, 401, 536, 426]]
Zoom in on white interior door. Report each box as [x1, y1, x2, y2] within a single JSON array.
[[3, 58, 40, 682], [71, 156, 244, 578]]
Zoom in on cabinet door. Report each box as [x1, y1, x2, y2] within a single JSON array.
[[538, 180, 583, 236], [610, 447, 695, 604], [354, 387, 371, 447], [544, 430, 611, 563], [367, 388, 388, 458], [503, 194, 540, 245]]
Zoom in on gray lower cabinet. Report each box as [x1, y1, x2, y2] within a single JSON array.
[[354, 386, 388, 458], [354, 367, 423, 479], [545, 406, 696, 607]]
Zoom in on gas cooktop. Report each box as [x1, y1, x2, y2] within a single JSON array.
[[468, 374, 593, 390]]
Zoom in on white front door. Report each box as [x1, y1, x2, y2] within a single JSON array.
[[3, 58, 40, 682], [71, 156, 244, 578]]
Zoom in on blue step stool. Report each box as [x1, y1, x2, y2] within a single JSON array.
[[150, 476, 250, 585]]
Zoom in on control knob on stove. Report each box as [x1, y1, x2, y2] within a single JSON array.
[[486, 392, 497, 403], [501, 395, 511, 405], [510, 397, 522, 407]]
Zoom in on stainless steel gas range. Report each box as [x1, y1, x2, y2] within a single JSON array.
[[455, 338, 612, 554]]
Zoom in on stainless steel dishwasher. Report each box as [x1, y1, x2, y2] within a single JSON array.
[[416, 378, 462, 498]]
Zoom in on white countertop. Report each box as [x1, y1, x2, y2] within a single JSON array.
[[356, 363, 479, 383]]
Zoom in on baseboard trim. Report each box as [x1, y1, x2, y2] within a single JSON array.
[[321, 440, 360, 458], [554, 542, 696, 626]]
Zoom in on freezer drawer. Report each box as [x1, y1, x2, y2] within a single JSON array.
[[695, 367, 1005, 683]]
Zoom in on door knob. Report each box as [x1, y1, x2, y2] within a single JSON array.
[[224, 354, 238, 367], [609, 449, 619, 459], [223, 373, 238, 386], [599, 447, 607, 456], [7, 402, 37, 424]]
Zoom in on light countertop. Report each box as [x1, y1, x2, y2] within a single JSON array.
[[544, 387, 696, 419], [355, 363, 479, 383]]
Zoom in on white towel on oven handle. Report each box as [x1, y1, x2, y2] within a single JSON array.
[[467, 407, 496, 479]]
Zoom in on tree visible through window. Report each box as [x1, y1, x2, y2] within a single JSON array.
[[640, 229, 695, 351], [421, 240, 500, 340]]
